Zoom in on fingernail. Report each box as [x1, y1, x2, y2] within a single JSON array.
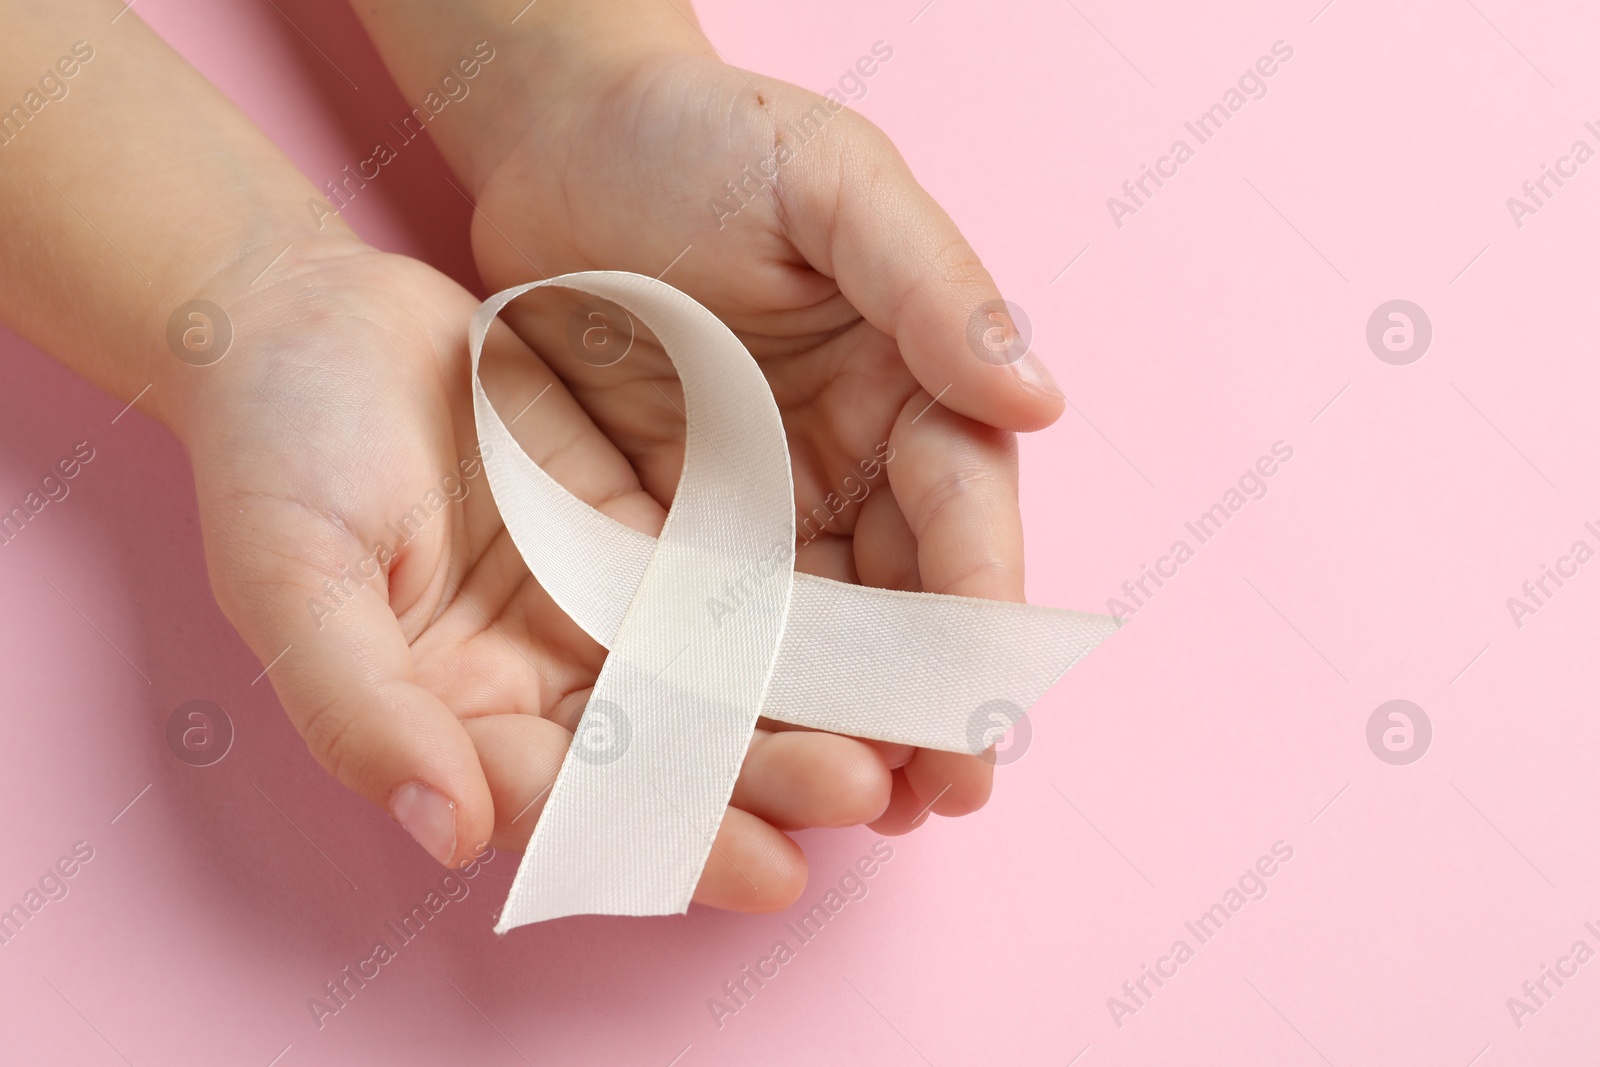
[[1016, 350, 1063, 398], [390, 781, 457, 867]]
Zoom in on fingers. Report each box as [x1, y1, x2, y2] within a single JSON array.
[[545, 692, 894, 837], [904, 749, 993, 817], [466, 702, 891, 914], [868, 768, 933, 836], [846, 477, 994, 822], [467, 716, 812, 908], [847, 463, 997, 824], [881, 395, 1027, 821], [733, 729, 891, 829], [204, 498, 494, 869], [888, 393, 1023, 601], [459, 713, 570, 848], [850, 478, 922, 592], [695, 807, 808, 913], [467, 706, 815, 899], [776, 111, 1065, 433], [472, 313, 668, 543]]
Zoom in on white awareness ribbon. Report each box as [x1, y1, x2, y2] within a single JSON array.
[[470, 272, 1118, 930]]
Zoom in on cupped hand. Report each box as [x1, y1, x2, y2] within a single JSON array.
[[468, 50, 1067, 838], [181, 240, 892, 909]]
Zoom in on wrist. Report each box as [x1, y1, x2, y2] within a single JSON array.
[[150, 228, 371, 446], [353, 0, 716, 195]]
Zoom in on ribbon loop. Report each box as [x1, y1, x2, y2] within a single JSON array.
[[470, 272, 1117, 930]]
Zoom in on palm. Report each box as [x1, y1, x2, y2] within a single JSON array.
[[197, 56, 1055, 907], [192, 245, 890, 909], [191, 248, 594, 761], [469, 54, 1058, 843], [473, 54, 929, 590]]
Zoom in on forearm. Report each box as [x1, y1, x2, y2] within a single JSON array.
[[346, 0, 714, 195], [0, 0, 361, 434]]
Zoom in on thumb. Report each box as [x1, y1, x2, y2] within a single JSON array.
[[777, 107, 1065, 433], [205, 496, 494, 868]]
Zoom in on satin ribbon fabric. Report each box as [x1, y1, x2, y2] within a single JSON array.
[[468, 272, 1117, 930]]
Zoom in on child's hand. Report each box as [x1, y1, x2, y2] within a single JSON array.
[[181, 240, 889, 908], [4, 0, 1068, 906], [462, 49, 1067, 834]]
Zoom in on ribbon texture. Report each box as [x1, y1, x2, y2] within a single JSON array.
[[470, 272, 1117, 930]]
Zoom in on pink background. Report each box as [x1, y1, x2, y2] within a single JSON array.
[[3, 0, 1597, 1063]]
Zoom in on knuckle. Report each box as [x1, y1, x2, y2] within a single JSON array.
[[905, 463, 1001, 535], [931, 239, 991, 289], [296, 692, 364, 789]]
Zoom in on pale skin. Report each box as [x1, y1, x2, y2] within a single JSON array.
[[1, 0, 1065, 911]]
